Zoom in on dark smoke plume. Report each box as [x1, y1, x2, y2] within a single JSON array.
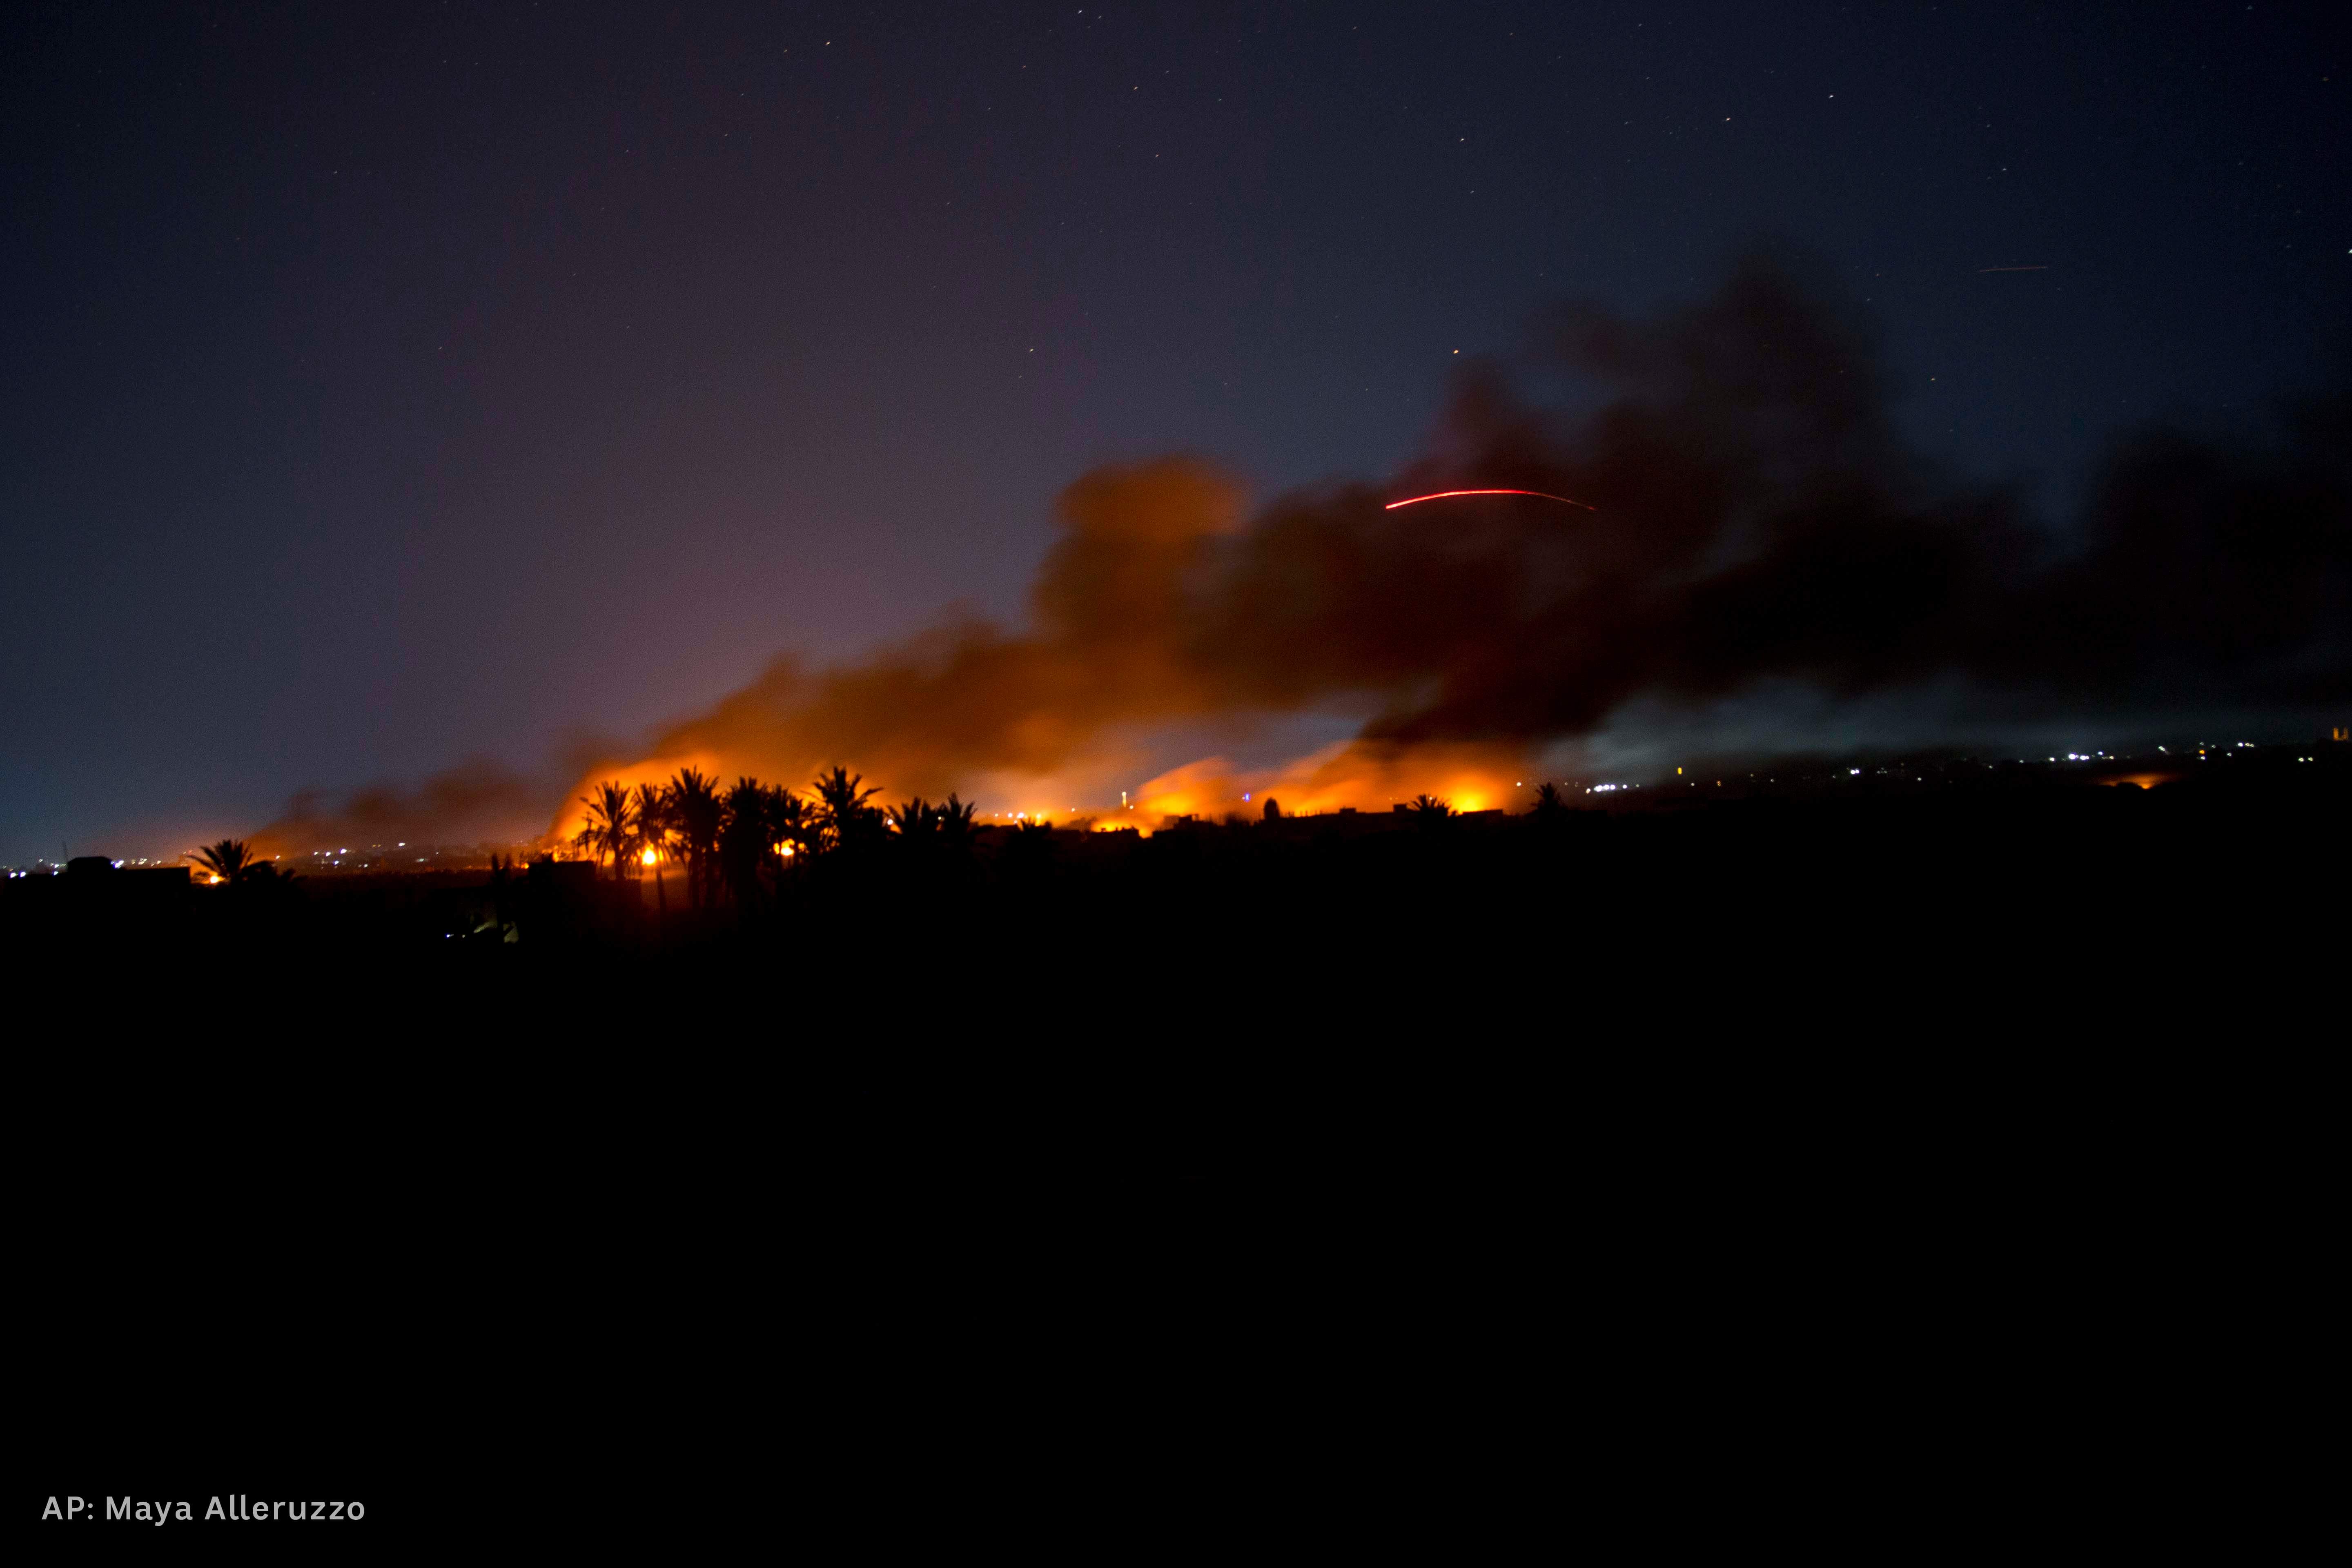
[[1201, 254, 2348, 745], [266, 252, 2352, 842], [254, 756, 555, 856]]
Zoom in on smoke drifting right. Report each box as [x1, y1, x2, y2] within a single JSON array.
[[476, 250, 2351, 845], [24, 255, 2345, 1138]]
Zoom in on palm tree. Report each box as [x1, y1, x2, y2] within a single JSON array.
[[669, 767, 723, 910], [935, 794, 979, 853], [1407, 793, 1455, 818], [188, 839, 261, 885], [770, 787, 814, 865], [1530, 782, 1567, 819], [887, 797, 938, 838], [632, 782, 677, 909], [812, 766, 882, 854], [719, 777, 806, 911], [573, 781, 637, 880]]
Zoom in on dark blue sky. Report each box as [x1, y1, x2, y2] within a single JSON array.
[[4, 2, 2345, 858]]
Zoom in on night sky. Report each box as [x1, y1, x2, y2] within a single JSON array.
[[5, 2, 2345, 859]]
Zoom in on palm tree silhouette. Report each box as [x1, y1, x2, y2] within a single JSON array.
[[188, 839, 262, 885], [1408, 793, 1456, 819], [769, 786, 814, 866], [632, 781, 677, 909], [715, 778, 814, 911], [935, 794, 979, 853], [669, 767, 723, 909], [717, 777, 769, 910], [812, 766, 882, 854], [1531, 782, 1567, 819], [887, 797, 938, 838], [573, 781, 637, 880]]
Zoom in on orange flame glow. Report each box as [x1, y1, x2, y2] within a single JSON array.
[[1130, 742, 1531, 824]]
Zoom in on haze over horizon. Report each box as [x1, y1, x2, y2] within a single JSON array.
[[6, 3, 2345, 861]]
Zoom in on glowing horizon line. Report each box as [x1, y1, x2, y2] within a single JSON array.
[[1384, 488, 1596, 512]]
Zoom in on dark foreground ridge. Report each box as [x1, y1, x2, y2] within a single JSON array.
[[15, 739, 2342, 1042], [18, 741, 2340, 1542]]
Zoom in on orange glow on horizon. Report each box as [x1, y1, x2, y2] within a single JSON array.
[[550, 752, 728, 843], [559, 742, 1537, 842], [1128, 743, 1529, 826]]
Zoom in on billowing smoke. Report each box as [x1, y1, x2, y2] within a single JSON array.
[[1200, 254, 2347, 748], [600, 458, 1256, 799], [269, 252, 2352, 845], [254, 756, 553, 857]]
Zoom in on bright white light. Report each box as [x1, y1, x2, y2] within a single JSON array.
[[1849, 768, 1861, 776]]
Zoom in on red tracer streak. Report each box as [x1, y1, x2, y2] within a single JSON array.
[[1384, 488, 1596, 511]]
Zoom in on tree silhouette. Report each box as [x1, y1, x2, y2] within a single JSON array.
[[813, 766, 883, 854], [1408, 794, 1456, 819], [715, 778, 812, 912], [717, 777, 768, 910], [573, 782, 637, 879], [669, 767, 723, 909], [188, 839, 263, 885], [935, 794, 979, 853], [1531, 783, 1567, 820], [770, 786, 814, 866], [632, 782, 677, 910]]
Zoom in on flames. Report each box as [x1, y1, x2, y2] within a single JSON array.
[[555, 740, 1531, 840], [1129, 742, 1529, 821], [258, 253, 2349, 858], [542, 450, 1563, 837], [549, 752, 726, 848], [551, 750, 1534, 837]]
